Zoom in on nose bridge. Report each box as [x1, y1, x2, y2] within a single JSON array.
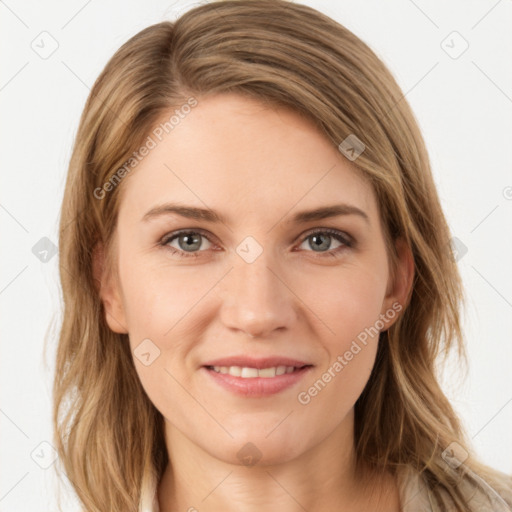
[[219, 237, 296, 338]]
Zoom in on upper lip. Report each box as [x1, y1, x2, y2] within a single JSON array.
[[202, 356, 313, 369]]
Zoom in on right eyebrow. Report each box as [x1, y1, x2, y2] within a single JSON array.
[[285, 204, 370, 225], [142, 203, 224, 223]]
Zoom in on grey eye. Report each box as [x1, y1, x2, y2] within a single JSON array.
[[166, 232, 212, 253], [299, 232, 345, 252]]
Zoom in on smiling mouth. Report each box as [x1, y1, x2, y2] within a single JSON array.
[[205, 365, 311, 378]]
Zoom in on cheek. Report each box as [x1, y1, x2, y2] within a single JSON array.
[[299, 260, 387, 401], [295, 269, 386, 418], [305, 259, 389, 345], [119, 253, 203, 342], [117, 253, 214, 403], [118, 240, 389, 420]]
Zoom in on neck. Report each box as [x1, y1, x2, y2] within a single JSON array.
[[157, 410, 399, 512]]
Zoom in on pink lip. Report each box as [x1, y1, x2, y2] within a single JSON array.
[[201, 356, 314, 397], [202, 356, 311, 369]]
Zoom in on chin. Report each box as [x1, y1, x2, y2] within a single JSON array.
[[206, 433, 307, 468]]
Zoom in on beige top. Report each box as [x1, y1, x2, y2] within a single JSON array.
[[139, 464, 512, 512]]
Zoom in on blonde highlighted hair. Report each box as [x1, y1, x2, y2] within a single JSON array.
[[53, 1, 510, 510]]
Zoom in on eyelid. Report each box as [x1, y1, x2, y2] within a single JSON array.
[[301, 227, 354, 246], [160, 226, 355, 258], [160, 227, 214, 245]]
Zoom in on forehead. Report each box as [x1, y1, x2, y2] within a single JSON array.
[[118, 93, 378, 227]]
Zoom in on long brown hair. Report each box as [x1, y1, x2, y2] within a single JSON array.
[[53, 1, 509, 510]]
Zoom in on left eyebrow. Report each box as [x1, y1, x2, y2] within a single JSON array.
[[286, 204, 370, 225], [141, 202, 370, 226]]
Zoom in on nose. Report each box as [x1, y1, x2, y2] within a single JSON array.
[[218, 250, 298, 339]]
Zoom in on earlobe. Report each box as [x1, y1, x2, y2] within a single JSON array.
[[92, 242, 129, 334], [382, 237, 414, 330]]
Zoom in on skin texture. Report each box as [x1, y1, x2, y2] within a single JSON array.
[[98, 93, 414, 511]]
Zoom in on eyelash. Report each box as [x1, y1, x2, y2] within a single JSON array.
[[159, 228, 354, 259]]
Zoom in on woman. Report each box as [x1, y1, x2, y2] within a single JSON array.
[[53, 1, 512, 511]]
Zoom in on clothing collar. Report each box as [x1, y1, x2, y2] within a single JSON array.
[[139, 463, 512, 512]]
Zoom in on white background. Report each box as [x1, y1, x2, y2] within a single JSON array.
[[1, 0, 511, 510]]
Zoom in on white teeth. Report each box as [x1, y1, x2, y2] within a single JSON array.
[[230, 366, 242, 377], [241, 367, 259, 378], [210, 365, 301, 378], [258, 367, 277, 378], [276, 365, 286, 375]]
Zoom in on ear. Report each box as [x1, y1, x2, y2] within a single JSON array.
[[92, 242, 128, 334], [381, 237, 414, 331]]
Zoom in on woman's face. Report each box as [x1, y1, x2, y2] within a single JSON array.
[[99, 93, 411, 466]]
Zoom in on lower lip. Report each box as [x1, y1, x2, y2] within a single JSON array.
[[202, 366, 313, 397]]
